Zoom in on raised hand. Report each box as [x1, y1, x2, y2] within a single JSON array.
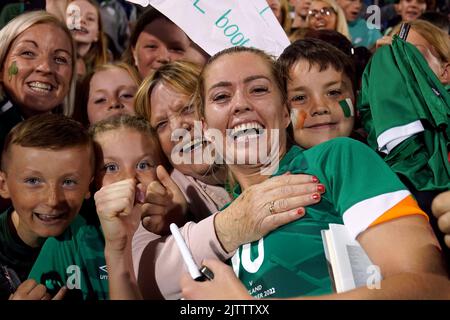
[[141, 165, 188, 235], [432, 190, 450, 248], [9, 279, 67, 300], [94, 179, 144, 252], [215, 173, 324, 252], [180, 259, 250, 300]]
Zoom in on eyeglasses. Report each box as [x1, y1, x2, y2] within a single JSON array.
[[307, 7, 336, 19]]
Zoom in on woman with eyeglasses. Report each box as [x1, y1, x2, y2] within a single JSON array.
[[306, 0, 351, 40]]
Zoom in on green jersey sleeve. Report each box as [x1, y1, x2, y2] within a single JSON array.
[[302, 138, 414, 238]]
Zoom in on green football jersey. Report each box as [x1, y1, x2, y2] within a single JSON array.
[[28, 214, 109, 300], [230, 138, 416, 298], [358, 36, 450, 191]]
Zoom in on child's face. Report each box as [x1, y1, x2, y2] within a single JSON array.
[[87, 68, 137, 124], [287, 60, 355, 149], [0, 145, 93, 241], [132, 18, 207, 78], [66, 0, 99, 45], [398, 0, 426, 21], [336, 0, 362, 22], [94, 128, 159, 189]]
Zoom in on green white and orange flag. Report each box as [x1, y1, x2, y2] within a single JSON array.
[[357, 35, 450, 191]]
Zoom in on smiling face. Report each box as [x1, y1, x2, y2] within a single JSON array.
[[1, 23, 73, 117], [132, 18, 207, 78], [66, 0, 99, 45], [398, 0, 426, 21], [307, 1, 337, 30], [336, 0, 362, 22], [288, 60, 354, 149], [94, 128, 160, 189], [0, 145, 92, 246], [202, 51, 290, 169], [87, 67, 137, 124], [150, 81, 211, 178]]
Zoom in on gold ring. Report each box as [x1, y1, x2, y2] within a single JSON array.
[[268, 201, 275, 214]]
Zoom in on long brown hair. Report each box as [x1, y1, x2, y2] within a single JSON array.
[[69, 0, 109, 75]]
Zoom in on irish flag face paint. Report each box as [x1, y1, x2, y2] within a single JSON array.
[[290, 109, 307, 129], [339, 98, 354, 118]]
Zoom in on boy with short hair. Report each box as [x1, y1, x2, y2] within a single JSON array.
[[277, 38, 363, 149], [0, 114, 94, 299], [28, 114, 167, 300]]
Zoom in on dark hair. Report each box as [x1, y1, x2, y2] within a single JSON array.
[[76, 0, 109, 76], [277, 38, 356, 92], [304, 29, 354, 56], [300, 29, 371, 91], [1, 114, 94, 171], [121, 7, 169, 67], [419, 11, 449, 34]]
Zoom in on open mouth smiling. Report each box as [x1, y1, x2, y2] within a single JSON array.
[[229, 121, 266, 141], [27, 81, 55, 94]]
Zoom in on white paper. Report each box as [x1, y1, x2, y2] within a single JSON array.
[[322, 224, 378, 293], [126, 0, 290, 57]]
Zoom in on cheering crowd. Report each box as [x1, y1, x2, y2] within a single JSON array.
[[0, 0, 449, 300]]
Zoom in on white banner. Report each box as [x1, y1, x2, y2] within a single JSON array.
[[126, 0, 290, 57]]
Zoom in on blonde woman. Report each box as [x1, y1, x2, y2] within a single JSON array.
[[0, 11, 77, 150], [377, 19, 449, 85], [306, 0, 351, 40]]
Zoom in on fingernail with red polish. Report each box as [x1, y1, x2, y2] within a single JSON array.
[[317, 184, 325, 193], [312, 193, 320, 200], [312, 176, 319, 183], [297, 208, 305, 215]]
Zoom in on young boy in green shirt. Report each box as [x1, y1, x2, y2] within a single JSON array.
[[28, 115, 167, 300], [0, 113, 94, 299]]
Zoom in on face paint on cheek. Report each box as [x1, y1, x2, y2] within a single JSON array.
[[290, 109, 307, 129], [339, 98, 354, 118], [8, 61, 18, 81]]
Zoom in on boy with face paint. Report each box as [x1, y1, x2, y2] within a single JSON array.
[[277, 38, 358, 149]]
